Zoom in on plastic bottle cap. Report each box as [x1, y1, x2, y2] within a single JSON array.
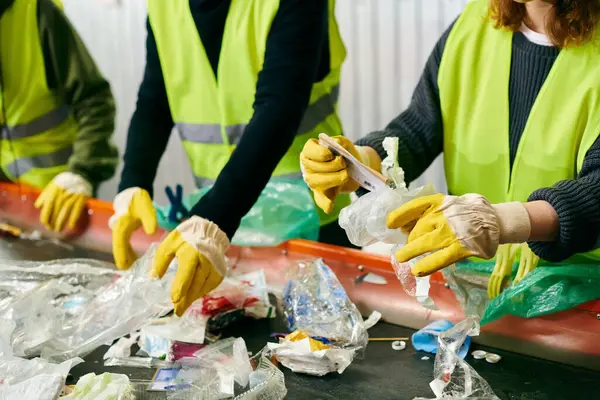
[[391, 340, 406, 350], [485, 353, 502, 364], [472, 350, 488, 360]]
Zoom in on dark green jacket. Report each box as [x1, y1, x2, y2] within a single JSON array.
[[0, 0, 118, 190]]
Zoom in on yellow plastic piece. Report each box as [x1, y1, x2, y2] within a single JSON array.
[[285, 331, 331, 351]]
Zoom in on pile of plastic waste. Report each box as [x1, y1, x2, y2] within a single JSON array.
[[267, 258, 369, 376]]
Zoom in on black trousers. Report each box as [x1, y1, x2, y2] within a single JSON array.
[[318, 221, 359, 249]]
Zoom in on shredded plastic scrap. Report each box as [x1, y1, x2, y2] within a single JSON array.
[[276, 258, 367, 375], [414, 316, 499, 400], [61, 372, 134, 400], [167, 337, 286, 400], [338, 137, 439, 310], [0, 319, 82, 400], [0, 246, 176, 362]]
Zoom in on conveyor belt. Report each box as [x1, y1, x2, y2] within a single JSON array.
[[2, 236, 599, 399]]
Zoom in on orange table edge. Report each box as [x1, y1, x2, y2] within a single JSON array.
[[0, 182, 599, 370]]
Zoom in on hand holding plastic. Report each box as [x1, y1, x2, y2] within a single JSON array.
[[387, 194, 501, 277], [300, 135, 366, 214]]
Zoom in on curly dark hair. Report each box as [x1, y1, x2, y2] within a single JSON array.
[[489, 0, 600, 47]]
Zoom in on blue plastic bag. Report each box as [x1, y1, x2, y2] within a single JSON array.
[[412, 320, 471, 359], [155, 179, 320, 247]]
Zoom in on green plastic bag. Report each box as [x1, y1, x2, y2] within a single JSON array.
[[155, 179, 320, 247], [443, 260, 600, 325]]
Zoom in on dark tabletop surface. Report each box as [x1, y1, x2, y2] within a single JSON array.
[[1, 234, 600, 399]]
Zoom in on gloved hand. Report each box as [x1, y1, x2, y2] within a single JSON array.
[[300, 135, 381, 214], [109, 187, 157, 270], [387, 193, 532, 277], [34, 172, 92, 233], [150, 216, 230, 316], [513, 243, 540, 284], [487, 244, 519, 299]]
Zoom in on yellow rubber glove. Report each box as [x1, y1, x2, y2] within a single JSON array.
[[387, 193, 532, 277], [150, 216, 230, 316], [487, 244, 519, 299], [34, 172, 92, 233], [300, 135, 381, 214], [513, 243, 540, 284], [109, 188, 157, 270]]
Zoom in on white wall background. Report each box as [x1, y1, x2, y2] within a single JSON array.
[[62, 0, 469, 204]]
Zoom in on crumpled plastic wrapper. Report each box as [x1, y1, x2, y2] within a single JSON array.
[[414, 316, 499, 400], [0, 259, 118, 357], [0, 319, 82, 400], [0, 245, 176, 361], [277, 258, 367, 375], [266, 334, 354, 376], [391, 250, 439, 310], [61, 372, 134, 400], [167, 338, 286, 400], [193, 270, 275, 333], [339, 137, 438, 309]]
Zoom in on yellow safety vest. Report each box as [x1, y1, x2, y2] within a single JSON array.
[[439, 0, 600, 263], [148, 0, 350, 226], [0, 0, 78, 189]]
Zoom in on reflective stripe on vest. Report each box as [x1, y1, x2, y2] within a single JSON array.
[[4, 146, 73, 178], [149, 0, 347, 226], [439, 0, 600, 263], [2, 105, 69, 140], [0, 0, 79, 189], [176, 85, 340, 145]]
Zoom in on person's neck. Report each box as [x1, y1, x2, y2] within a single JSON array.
[[523, 0, 554, 34]]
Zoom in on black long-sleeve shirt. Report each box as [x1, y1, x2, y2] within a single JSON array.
[[356, 21, 600, 262], [119, 0, 330, 239]]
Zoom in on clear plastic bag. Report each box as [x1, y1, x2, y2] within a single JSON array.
[[415, 316, 499, 400], [0, 245, 175, 361], [338, 138, 439, 309], [0, 320, 82, 400], [0, 259, 119, 357], [40, 245, 175, 362], [282, 258, 367, 349], [277, 258, 366, 375], [391, 249, 439, 310], [167, 338, 286, 400], [156, 179, 320, 246]]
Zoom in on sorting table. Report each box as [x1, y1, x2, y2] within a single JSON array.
[[1, 235, 599, 400]]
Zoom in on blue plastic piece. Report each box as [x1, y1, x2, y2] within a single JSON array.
[[155, 178, 320, 246], [164, 184, 190, 223], [411, 320, 471, 359]]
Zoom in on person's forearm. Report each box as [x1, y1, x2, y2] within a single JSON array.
[[190, 0, 328, 239], [524, 201, 559, 242], [39, 0, 118, 187], [118, 20, 174, 197]]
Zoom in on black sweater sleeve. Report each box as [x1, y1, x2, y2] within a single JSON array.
[[118, 19, 174, 197], [189, 0, 329, 239], [355, 21, 455, 184], [528, 138, 600, 261]]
